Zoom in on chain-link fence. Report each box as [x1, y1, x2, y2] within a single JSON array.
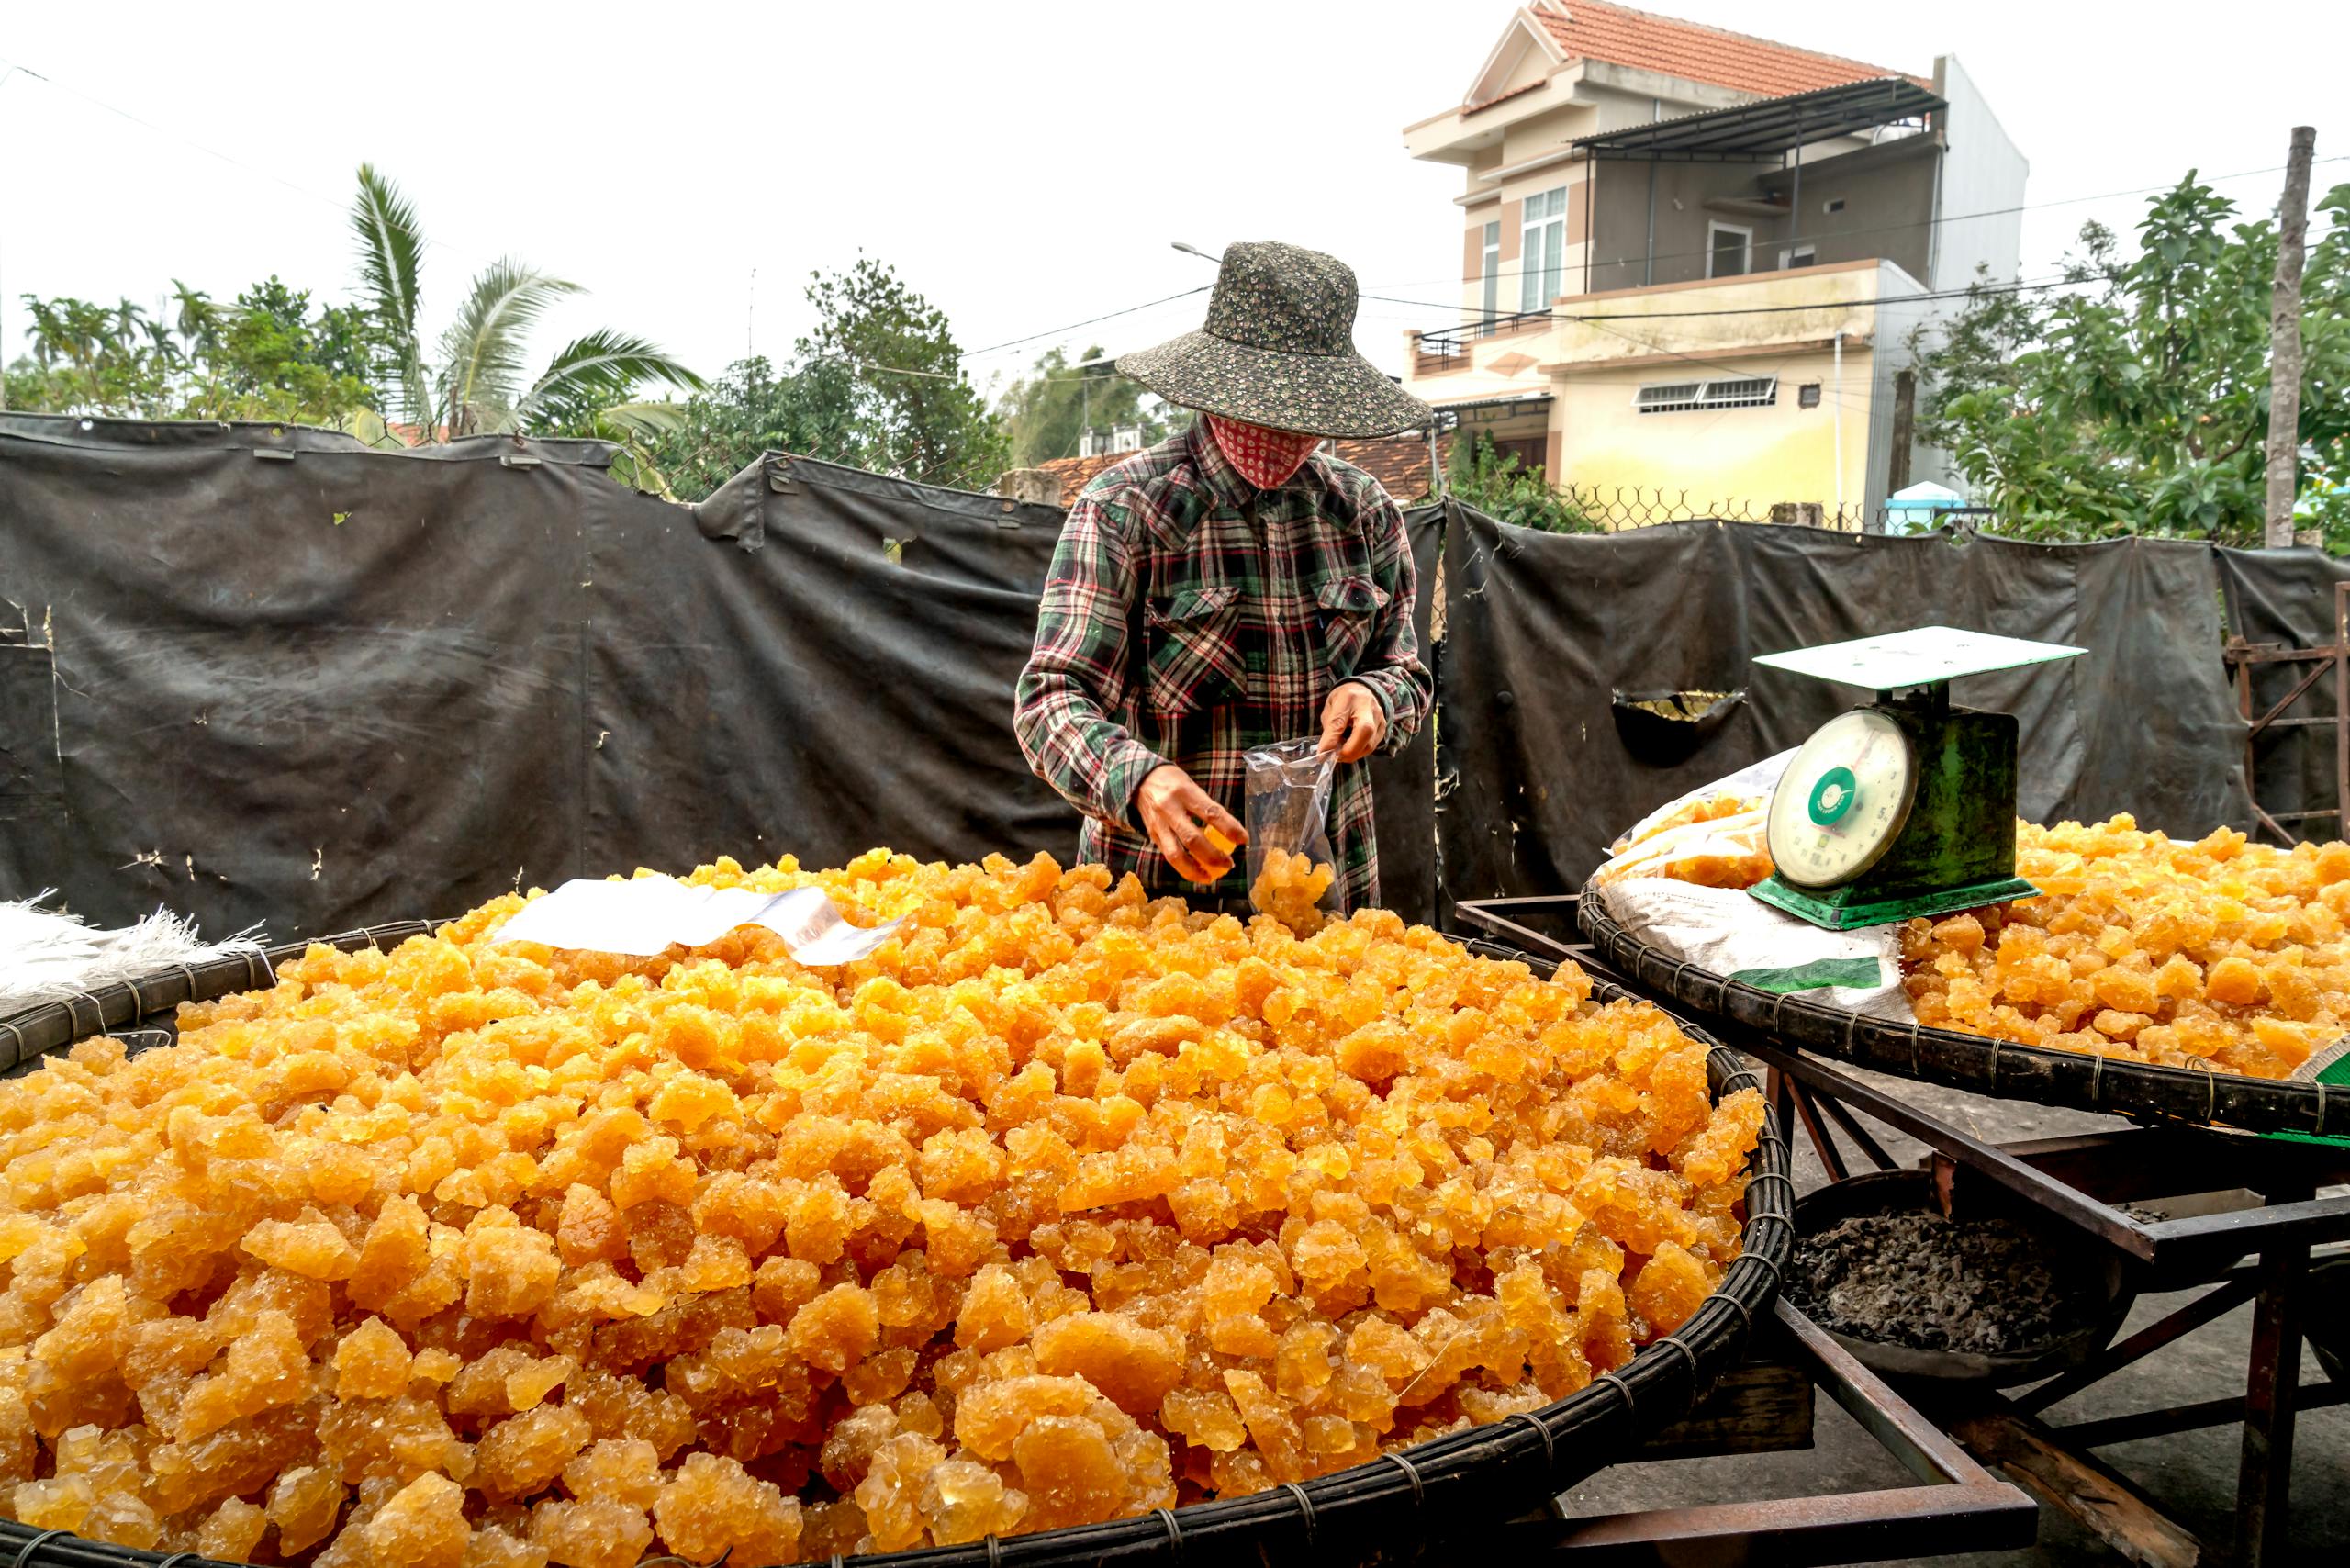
[[1555, 485, 1873, 532]]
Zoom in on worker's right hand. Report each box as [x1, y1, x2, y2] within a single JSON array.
[[1135, 765, 1248, 884]]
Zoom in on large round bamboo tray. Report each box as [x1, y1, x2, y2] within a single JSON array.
[[0, 922, 1792, 1568], [1580, 879, 2344, 1138]]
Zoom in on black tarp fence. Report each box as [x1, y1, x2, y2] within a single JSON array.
[[0, 419, 1437, 935], [1438, 510, 2256, 908], [0, 415, 2319, 943]]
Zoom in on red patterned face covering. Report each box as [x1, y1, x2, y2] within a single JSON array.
[[1206, 414, 1324, 489]]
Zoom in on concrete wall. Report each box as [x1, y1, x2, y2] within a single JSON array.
[[1927, 54, 2028, 290], [1862, 259, 1938, 518], [1550, 261, 1888, 364], [1759, 139, 1937, 280], [1894, 54, 2030, 500], [1585, 135, 1934, 294], [1551, 341, 1874, 519]]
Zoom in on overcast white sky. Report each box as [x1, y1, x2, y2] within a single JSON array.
[[3, 1, 2344, 402]]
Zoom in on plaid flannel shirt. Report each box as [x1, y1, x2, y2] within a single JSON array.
[[1013, 423, 1431, 912]]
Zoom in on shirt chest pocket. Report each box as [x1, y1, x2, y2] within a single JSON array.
[[1316, 573, 1388, 680], [1143, 585, 1246, 714]]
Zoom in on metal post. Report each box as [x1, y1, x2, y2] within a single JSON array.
[[1788, 110, 1804, 268], [1583, 155, 1595, 297], [1643, 97, 1660, 287], [2336, 581, 2346, 844], [1643, 160, 1658, 287], [1832, 330, 1845, 515], [2265, 127, 2317, 548], [2241, 642, 2260, 834]]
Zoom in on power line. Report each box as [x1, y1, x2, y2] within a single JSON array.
[[0, 53, 487, 268], [1363, 154, 2350, 296], [967, 155, 2350, 375], [1362, 270, 2091, 325], [1567, 272, 2091, 322], [963, 286, 1212, 360]]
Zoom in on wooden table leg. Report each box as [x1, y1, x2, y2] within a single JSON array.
[[2234, 1241, 2308, 1566]]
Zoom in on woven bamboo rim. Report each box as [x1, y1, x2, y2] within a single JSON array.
[[1578, 878, 2338, 1138], [0, 924, 1793, 1568]]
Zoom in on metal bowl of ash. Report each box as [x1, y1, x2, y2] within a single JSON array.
[[1788, 1170, 2137, 1387]]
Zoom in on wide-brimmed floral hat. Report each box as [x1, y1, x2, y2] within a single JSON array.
[[1117, 241, 1432, 440]]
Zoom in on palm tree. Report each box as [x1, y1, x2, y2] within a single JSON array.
[[349, 164, 702, 442]]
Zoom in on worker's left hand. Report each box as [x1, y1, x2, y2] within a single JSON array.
[[1317, 682, 1386, 763]]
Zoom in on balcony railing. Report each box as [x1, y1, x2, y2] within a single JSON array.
[[1414, 308, 1553, 359]]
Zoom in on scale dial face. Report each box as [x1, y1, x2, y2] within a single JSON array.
[[1767, 709, 1919, 890]]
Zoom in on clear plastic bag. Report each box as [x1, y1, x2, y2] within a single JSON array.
[[1609, 790, 1765, 858], [1244, 738, 1339, 930], [1607, 748, 1796, 856], [1591, 809, 1774, 890]]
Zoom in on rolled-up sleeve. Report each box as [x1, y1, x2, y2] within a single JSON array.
[[1013, 496, 1168, 823], [1342, 493, 1434, 755]]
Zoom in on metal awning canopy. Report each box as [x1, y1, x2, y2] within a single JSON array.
[[1574, 77, 1944, 163]]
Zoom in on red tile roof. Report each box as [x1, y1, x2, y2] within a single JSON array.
[[1531, 1, 1914, 99], [1034, 436, 1435, 508]]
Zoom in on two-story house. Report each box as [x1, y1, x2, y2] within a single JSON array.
[[1402, 1, 2026, 526]]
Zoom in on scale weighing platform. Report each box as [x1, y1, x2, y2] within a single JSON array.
[[1749, 626, 2084, 931]]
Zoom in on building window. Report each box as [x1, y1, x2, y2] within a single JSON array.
[[1521, 187, 1568, 310], [1779, 245, 1818, 271], [1480, 221, 1501, 324], [1707, 221, 1752, 279], [1824, 197, 1847, 214], [1798, 383, 1822, 409], [1636, 376, 1779, 413]]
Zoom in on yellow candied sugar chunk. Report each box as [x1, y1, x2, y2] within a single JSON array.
[[1900, 817, 2350, 1080], [0, 847, 1759, 1559]]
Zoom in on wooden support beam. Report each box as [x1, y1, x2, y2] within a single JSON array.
[[1950, 1406, 2205, 1568], [1630, 1359, 1815, 1460]]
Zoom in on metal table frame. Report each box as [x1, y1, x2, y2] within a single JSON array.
[[1458, 894, 2350, 1567], [1522, 1297, 2037, 1564]]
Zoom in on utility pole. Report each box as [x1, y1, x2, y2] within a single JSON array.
[[2265, 126, 2316, 548]]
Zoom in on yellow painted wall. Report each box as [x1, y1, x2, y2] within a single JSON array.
[[1551, 345, 1874, 521]]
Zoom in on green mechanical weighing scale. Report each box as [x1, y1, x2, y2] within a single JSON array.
[[1749, 626, 2085, 931]]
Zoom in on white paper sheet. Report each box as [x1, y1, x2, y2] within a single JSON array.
[[493, 878, 902, 964]]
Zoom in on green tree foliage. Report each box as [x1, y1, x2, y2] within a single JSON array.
[[1913, 175, 2350, 548], [635, 355, 854, 501], [993, 344, 1171, 466], [6, 278, 382, 422], [795, 256, 1006, 489], [348, 164, 703, 441], [1446, 432, 1597, 533], [8, 175, 1010, 499], [640, 260, 1005, 499]]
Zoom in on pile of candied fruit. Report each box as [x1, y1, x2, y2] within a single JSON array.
[[1248, 850, 1337, 935], [1904, 818, 2350, 1080], [0, 851, 1760, 1567]]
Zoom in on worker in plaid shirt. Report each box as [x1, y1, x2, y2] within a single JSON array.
[[1013, 242, 1433, 913]]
